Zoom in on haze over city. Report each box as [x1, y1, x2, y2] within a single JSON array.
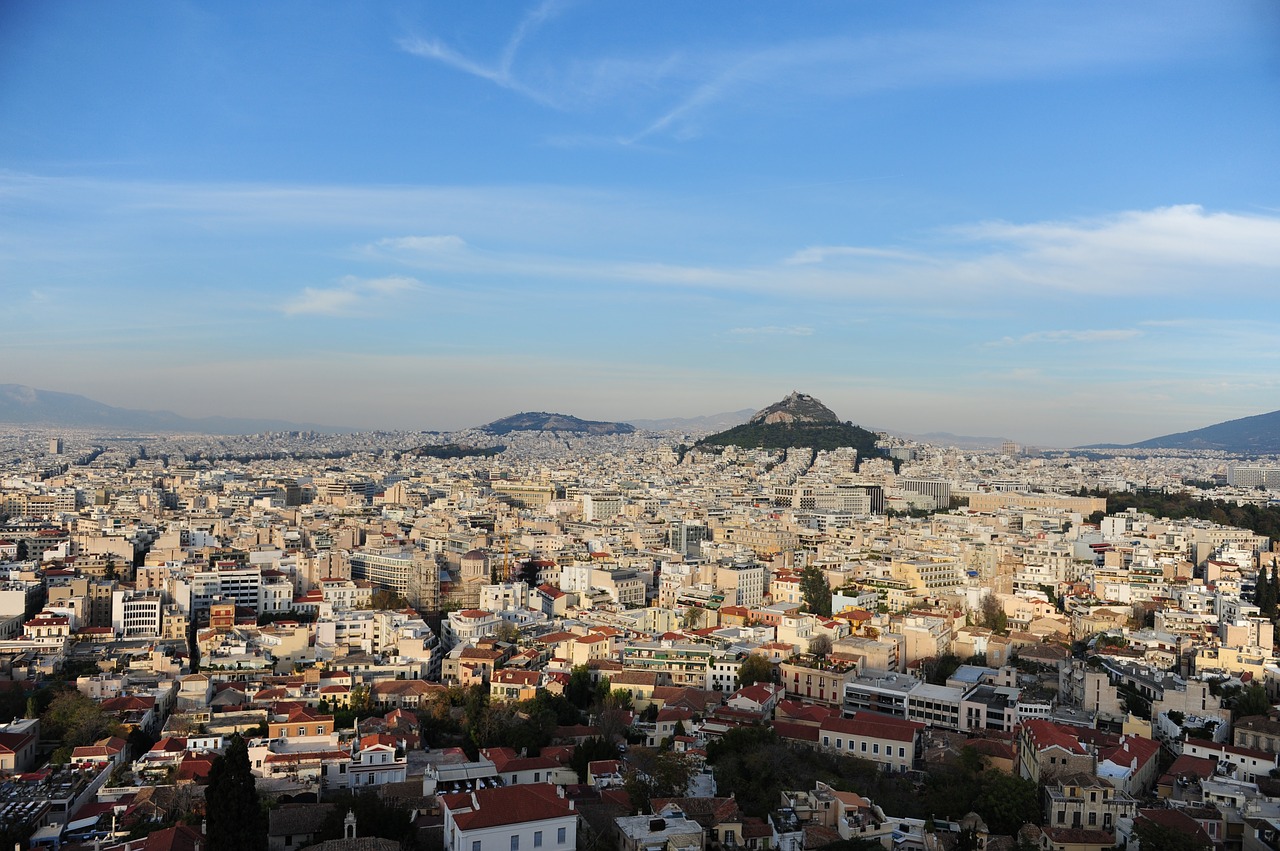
[[2, 2, 1279, 446]]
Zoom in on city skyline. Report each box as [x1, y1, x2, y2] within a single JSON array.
[[2, 1, 1279, 446]]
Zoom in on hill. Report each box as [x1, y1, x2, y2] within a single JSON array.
[[1113, 409, 1280, 453], [0, 384, 346, 434], [696, 392, 885, 457], [480, 411, 636, 436]]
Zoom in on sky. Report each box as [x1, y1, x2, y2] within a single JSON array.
[[2, 1, 1279, 446]]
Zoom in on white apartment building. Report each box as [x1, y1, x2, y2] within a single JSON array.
[[582, 492, 624, 523], [442, 609, 502, 651], [441, 784, 577, 851], [111, 589, 165, 638], [350, 547, 415, 594], [320, 577, 373, 611]]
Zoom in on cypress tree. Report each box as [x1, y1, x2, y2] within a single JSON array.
[[205, 734, 266, 851]]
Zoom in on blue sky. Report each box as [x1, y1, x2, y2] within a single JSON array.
[[2, 1, 1279, 446]]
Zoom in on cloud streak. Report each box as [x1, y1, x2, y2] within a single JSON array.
[[397, 0, 570, 106], [282, 275, 424, 317], [398, 4, 1235, 142], [986, 328, 1143, 347], [729, 325, 814, 337]]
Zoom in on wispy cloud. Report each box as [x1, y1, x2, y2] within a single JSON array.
[[986, 328, 1143, 347], [282, 275, 423, 317], [375, 235, 467, 254], [397, 0, 570, 106], [398, 5, 1233, 142], [785, 245, 930, 265], [729, 325, 814, 337]]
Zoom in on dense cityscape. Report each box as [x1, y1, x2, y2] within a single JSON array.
[[2, 395, 1280, 851], [5, 3, 1277, 851]]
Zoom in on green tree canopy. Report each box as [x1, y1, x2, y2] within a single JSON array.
[[737, 654, 775, 687], [1233, 682, 1272, 721], [800, 565, 832, 616]]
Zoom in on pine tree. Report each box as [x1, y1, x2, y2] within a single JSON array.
[[205, 735, 265, 851]]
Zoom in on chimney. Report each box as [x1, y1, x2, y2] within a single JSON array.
[[471, 791, 479, 810]]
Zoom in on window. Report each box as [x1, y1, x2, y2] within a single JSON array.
[[898, 747, 905, 758], [557, 829, 566, 845], [473, 843, 481, 851], [511, 836, 519, 851], [534, 832, 542, 848], [873, 744, 879, 754], [1088, 813, 1096, 826], [1057, 812, 1065, 824], [823, 736, 830, 747], [835, 739, 843, 750], [860, 742, 867, 753]]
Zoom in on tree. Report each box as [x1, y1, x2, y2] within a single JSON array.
[[566, 665, 597, 710], [799, 565, 831, 616], [1133, 817, 1211, 851], [317, 790, 417, 848], [623, 748, 697, 812], [807, 634, 833, 659], [1233, 682, 1272, 720], [681, 607, 705, 630], [205, 735, 266, 851], [41, 689, 124, 753], [604, 689, 634, 711], [973, 772, 1040, 835], [979, 595, 1007, 633], [737, 654, 774, 687], [958, 745, 984, 776], [571, 737, 621, 782], [369, 588, 409, 610], [494, 620, 521, 643]]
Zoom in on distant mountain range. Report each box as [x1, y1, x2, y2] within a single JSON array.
[[1092, 409, 1280, 453], [479, 411, 636, 435], [882, 430, 1009, 449], [0, 384, 347, 435], [627, 409, 755, 433]]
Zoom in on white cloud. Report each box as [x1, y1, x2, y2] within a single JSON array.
[[282, 275, 425, 317], [375, 235, 467, 254], [729, 325, 814, 337], [785, 245, 930, 265], [987, 328, 1144, 347]]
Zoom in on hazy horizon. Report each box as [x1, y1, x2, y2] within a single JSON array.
[[3, 2, 1278, 447]]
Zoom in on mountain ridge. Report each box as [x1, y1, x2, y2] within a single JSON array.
[[1105, 408, 1280, 453], [0, 384, 349, 435]]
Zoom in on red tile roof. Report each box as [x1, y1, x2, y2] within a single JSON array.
[[441, 783, 574, 830]]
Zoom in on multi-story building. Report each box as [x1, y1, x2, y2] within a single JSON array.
[[818, 714, 923, 773], [1044, 777, 1136, 834], [350, 547, 415, 595], [111, 589, 164, 638], [780, 658, 861, 709], [440, 784, 577, 851], [716, 561, 765, 608]]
